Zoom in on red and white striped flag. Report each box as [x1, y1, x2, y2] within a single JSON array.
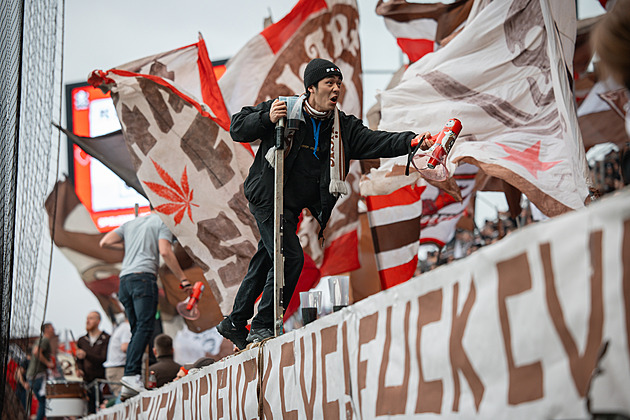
[[361, 161, 477, 288], [365, 184, 424, 289], [378, 0, 589, 217], [219, 0, 364, 280], [375, 0, 473, 63]]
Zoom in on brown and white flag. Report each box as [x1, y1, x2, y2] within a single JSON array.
[[89, 39, 258, 318], [375, 0, 473, 63], [378, 0, 589, 217], [219, 0, 364, 277]]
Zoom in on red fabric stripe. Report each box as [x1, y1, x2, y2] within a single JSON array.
[[396, 38, 434, 63], [378, 256, 417, 289], [95, 69, 229, 133], [261, 0, 328, 54], [320, 230, 360, 276], [365, 185, 423, 211], [196, 38, 231, 132]]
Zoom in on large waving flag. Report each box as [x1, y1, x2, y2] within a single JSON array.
[[89, 38, 258, 319], [220, 0, 364, 280], [44, 179, 224, 332], [219, 0, 362, 118], [378, 0, 589, 217], [375, 0, 473, 63], [361, 162, 477, 288]]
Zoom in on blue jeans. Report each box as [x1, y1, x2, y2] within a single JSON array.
[[29, 374, 46, 420], [118, 273, 158, 376]]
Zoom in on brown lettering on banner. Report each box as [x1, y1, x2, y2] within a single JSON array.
[[451, 281, 484, 410], [416, 289, 444, 414], [376, 303, 411, 415], [235, 365, 242, 420], [229, 365, 235, 419], [242, 358, 257, 419], [321, 326, 340, 419], [204, 373, 212, 418], [541, 231, 604, 397], [158, 392, 169, 418], [217, 367, 227, 418], [623, 220, 630, 369], [280, 341, 298, 419], [497, 255, 543, 405], [182, 381, 190, 417], [199, 374, 209, 400], [208, 373, 214, 419], [358, 312, 379, 416], [167, 388, 177, 418], [300, 333, 318, 419], [342, 321, 353, 420], [262, 353, 274, 420], [153, 392, 167, 419]]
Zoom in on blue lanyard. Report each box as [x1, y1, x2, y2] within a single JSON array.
[[310, 117, 321, 159]]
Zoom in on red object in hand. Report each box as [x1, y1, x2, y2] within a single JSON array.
[[426, 118, 462, 169], [177, 281, 205, 320], [186, 282, 205, 311]]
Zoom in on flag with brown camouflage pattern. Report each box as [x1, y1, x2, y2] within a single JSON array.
[[89, 41, 258, 319]]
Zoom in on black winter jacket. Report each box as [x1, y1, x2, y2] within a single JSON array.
[[230, 98, 416, 232]]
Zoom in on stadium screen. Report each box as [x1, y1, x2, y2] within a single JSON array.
[[67, 83, 150, 232]]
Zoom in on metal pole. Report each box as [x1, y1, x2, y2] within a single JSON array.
[[273, 119, 285, 337]]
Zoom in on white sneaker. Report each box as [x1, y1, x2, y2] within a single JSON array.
[[121, 375, 146, 395]]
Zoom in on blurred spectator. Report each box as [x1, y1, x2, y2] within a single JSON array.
[[77, 311, 110, 414], [14, 345, 31, 410], [589, 150, 625, 196], [591, 0, 630, 92], [103, 315, 131, 399], [26, 322, 55, 420], [174, 356, 216, 381], [149, 334, 181, 388]]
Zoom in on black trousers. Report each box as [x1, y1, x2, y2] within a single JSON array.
[[229, 205, 303, 330]]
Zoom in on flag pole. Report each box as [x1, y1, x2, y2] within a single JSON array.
[[273, 118, 285, 337]]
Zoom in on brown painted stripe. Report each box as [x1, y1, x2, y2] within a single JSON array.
[[371, 217, 421, 254]]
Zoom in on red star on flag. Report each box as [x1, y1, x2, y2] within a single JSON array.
[[497, 140, 561, 179]]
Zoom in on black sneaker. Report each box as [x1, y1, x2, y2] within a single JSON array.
[[216, 318, 249, 350], [247, 327, 274, 343]]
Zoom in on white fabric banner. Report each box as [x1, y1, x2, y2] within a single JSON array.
[[89, 187, 630, 419], [378, 0, 588, 217]]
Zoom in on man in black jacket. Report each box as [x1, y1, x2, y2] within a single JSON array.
[[217, 58, 433, 349], [77, 311, 110, 414]]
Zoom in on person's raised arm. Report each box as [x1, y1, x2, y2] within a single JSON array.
[[229, 99, 277, 143], [159, 239, 192, 293], [99, 230, 124, 251]]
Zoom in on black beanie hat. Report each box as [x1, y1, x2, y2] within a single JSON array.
[[303, 58, 342, 90]]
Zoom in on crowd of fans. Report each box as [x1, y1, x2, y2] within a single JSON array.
[[419, 145, 629, 273], [418, 207, 533, 273], [589, 146, 628, 197], [5, 313, 225, 418]]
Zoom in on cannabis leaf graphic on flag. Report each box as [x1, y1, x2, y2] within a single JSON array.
[[143, 159, 198, 225]]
